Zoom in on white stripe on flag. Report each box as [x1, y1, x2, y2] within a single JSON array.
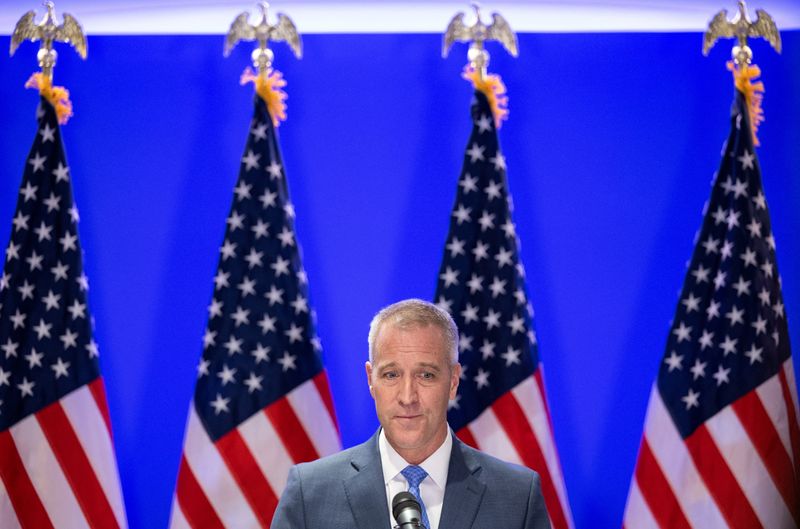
[[512, 376, 573, 527], [0, 476, 23, 529], [11, 413, 88, 528], [784, 359, 800, 429], [643, 387, 728, 528], [238, 409, 294, 498], [183, 407, 260, 528], [756, 373, 794, 466], [286, 379, 341, 457], [623, 479, 659, 529], [467, 407, 524, 466], [705, 402, 794, 528], [61, 386, 128, 528], [168, 496, 191, 529]]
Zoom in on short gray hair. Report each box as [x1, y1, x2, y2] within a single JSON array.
[[368, 299, 459, 365]]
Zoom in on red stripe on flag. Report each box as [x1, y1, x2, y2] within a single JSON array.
[[36, 402, 120, 529], [455, 426, 479, 450], [534, 370, 553, 428], [493, 391, 570, 529], [779, 369, 800, 484], [0, 430, 55, 529], [733, 390, 800, 525], [175, 456, 225, 529], [313, 371, 339, 434], [633, 438, 691, 529], [685, 424, 762, 529], [265, 397, 319, 463], [88, 377, 112, 437], [216, 428, 279, 527]]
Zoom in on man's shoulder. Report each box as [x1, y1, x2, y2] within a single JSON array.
[[294, 437, 376, 477], [457, 439, 539, 483]]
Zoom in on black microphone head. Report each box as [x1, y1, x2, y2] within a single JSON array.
[[392, 491, 422, 525]]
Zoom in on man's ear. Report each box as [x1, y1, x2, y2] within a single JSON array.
[[449, 363, 462, 400], [365, 361, 374, 397]]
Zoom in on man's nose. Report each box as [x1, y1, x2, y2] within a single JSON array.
[[398, 376, 418, 405]]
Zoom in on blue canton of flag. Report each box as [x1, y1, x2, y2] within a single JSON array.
[[658, 96, 791, 436], [1, 99, 97, 430], [435, 90, 573, 529], [437, 92, 536, 427], [0, 98, 127, 528], [171, 93, 340, 529], [194, 97, 324, 440], [625, 87, 799, 528]]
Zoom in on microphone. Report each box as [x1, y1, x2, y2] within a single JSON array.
[[392, 491, 426, 528]]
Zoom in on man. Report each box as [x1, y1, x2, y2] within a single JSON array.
[[272, 299, 551, 528]]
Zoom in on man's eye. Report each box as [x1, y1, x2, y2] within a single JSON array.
[[383, 371, 399, 379], [419, 372, 435, 380]]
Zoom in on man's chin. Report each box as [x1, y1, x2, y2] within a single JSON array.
[[386, 425, 425, 447]]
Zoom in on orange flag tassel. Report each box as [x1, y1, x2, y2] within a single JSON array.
[[241, 67, 288, 127], [462, 65, 509, 128], [727, 61, 765, 147], [25, 73, 74, 125]]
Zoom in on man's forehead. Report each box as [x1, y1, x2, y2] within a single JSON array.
[[380, 319, 443, 336], [376, 322, 446, 346]]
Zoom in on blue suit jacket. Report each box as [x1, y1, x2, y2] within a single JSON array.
[[271, 430, 551, 529]]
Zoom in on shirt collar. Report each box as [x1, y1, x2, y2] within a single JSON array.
[[379, 427, 453, 490]]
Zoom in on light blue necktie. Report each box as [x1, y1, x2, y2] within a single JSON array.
[[401, 465, 430, 529]]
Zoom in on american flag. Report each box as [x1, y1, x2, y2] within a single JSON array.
[[435, 90, 574, 529], [623, 90, 799, 528], [0, 98, 128, 528], [170, 94, 341, 528]]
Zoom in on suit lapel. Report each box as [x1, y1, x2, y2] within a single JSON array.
[[343, 431, 391, 529], [439, 438, 486, 529]]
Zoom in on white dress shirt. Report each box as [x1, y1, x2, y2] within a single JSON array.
[[379, 428, 453, 529]]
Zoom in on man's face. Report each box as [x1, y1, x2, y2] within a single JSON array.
[[366, 322, 461, 464]]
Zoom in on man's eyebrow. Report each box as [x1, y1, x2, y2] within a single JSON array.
[[374, 361, 442, 371], [375, 361, 398, 371]]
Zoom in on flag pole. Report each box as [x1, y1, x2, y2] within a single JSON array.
[[702, 1, 781, 147], [2, 4, 129, 527], [224, 2, 301, 126], [442, 2, 518, 82], [702, 0, 781, 67], [443, 3, 517, 129], [224, 2, 302, 74], [9, 0, 87, 82], [623, 6, 794, 528], [9, 1, 87, 125], [437, 7, 575, 528], [171, 4, 341, 527]]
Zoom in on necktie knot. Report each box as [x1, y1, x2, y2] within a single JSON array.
[[401, 465, 428, 488]]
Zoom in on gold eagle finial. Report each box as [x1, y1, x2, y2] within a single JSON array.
[[703, 0, 780, 65], [443, 3, 518, 78], [224, 2, 301, 74], [10, 1, 87, 80]]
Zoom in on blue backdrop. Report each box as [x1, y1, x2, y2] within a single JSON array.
[[1, 32, 798, 528]]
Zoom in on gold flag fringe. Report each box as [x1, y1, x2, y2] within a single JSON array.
[[462, 65, 509, 128], [727, 61, 765, 147], [241, 67, 288, 127], [25, 73, 73, 125]]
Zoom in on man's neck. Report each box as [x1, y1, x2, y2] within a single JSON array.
[[380, 428, 452, 467], [392, 428, 449, 465]]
